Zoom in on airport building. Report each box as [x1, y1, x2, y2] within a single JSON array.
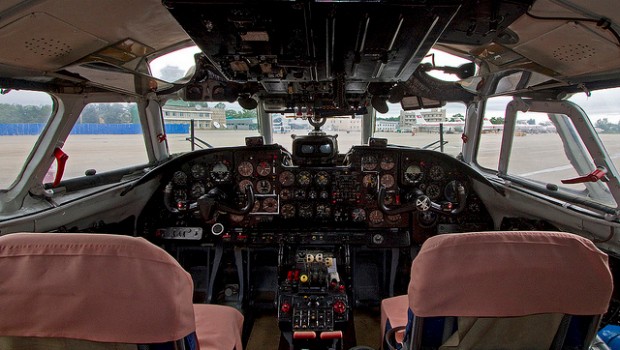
[[162, 100, 227, 129]]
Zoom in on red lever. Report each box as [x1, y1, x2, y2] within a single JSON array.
[[52, 147, 68, 188], [561, 167, 608, 184]]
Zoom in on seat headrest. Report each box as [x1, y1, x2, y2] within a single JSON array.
[[409, 231, 613, 317], [0, 232, 195, 344]]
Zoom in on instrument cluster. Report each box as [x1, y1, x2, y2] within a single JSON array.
[[144, 145, 493, 243]]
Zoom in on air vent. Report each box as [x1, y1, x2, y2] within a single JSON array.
[[552, 43, 597, 62], [24, 37, 72, 58]]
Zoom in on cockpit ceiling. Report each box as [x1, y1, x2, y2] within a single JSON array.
[[163, 0, 532, 85]]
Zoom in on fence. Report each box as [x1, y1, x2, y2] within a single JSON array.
[[0, 123, 189, 135]]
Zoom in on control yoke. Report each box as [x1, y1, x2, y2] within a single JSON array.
[[378, 184, 466, 215]]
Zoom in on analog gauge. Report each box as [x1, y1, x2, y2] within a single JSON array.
[[418, 211, 438, 227], [404, 164, 424, 184], [280, 188, 292, 200], [380, 155, 395, 171], [298, 203, 313, 219], [255, 179, 272, 194], [315, 171, 330, 186], [251, 200, 261, 213], [362, 174, 377, 189], [262, 197, 278, 213], [426, 183, 441, 199], [429, 165, 445, 181], [386, 214, 401, 223], [281, 203, 296, 219], [369, 210, 384, 225], [333, 208, 347, 222], [444, 180, 466, 202], [351, 208, 366, 222], [172, 171, 187, 186], [319, 190, 329, 200], [380, 174, 395, 188], [294, 189, 306, 199], [308, 190, 318, 199], [279, 171, 295, 186], [229, 214, 245, 223], [297, 171, 312, 186], [211, 161, 231, 183], [316, 204, 332, 219], [238, 179, 253, 192], [191, 164, 207, 179], [362, 155, 378, 171], [191, 182, 206, 198], [173, 189, 187, 202], [256, 160, 271, 176], [237, 161, 254, 177], [383, 193, 395, 206]]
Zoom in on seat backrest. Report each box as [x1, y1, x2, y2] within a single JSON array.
[[406, 231, 613, 349], [0, 232, 196, 347]]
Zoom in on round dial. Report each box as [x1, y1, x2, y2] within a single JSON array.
[[211, 161, 231, 183], [297, 171, 312, 186], [261, 197, 278, 212], [363, 174, 377, 188], [380, 174, 395, 188], [418, 211, 438, 227], [173, 189, 187, 202], [191, 164, 206, 179], [191, 182, 206, 198], [308, 190, 318, 199], [256, 160, 271, 176], [237, 161, 254, 177], [279, 171, 295, 186], [281, 203, 296, 219], [315, 171, 330, 186], [280, 188, 292, 200], [429, 165, 445, 181], [255, 179, 272, 194], [351, 208, 366, 222], [294, 189, 306, 199], [172, 171, 187, 186], [298, 203, 313, 219], [316, 204, 332, 219], [369, 210, 384, 225], [362, 155, 378, 171], [386, 214, 401, 223], [380, 155, 395, 171], [426, 183, 441, 199], [404, 164, 424, 184], [238, 179, 253, 192], [319, 190, 329, 200]]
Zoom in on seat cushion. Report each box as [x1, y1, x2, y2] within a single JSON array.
[[194, 304, 244, 350]]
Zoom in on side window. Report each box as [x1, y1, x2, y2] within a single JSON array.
[[0, 90, 54, 189], [477, 96, 511, 170], [54, 102, 149, 181]]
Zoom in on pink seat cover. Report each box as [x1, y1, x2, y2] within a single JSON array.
[[194, 303, 244, 350], [0, 232, 196, 344], [409, 231, 613, 317]]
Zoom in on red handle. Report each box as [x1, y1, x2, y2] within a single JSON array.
[[561, 167, 607, 184], [53, 147, 68, 187]]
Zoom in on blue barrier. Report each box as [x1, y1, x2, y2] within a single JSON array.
[[0, 123, 189, 135]]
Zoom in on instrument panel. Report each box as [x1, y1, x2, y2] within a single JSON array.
[[139, 145, 493, 245]]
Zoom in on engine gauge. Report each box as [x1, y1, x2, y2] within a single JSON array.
[[191, 182, 206, 198], [363, 174, 377, 188], [362, 155, 378, 171], [429, 165, 445, 181], [404, 164, 424, 184], [308, 190, 318, 199], [255, 179, 272, 194], [281, 203, 296, 219], [418, 211, 438, 227], [280, 188, 292, 200], [191, 164, 206, 179], [279, 171, 295, 186], [211, 161, 231, 183], [426, 183, 441, 199], [238, 179, 253, 192], [315, 171, 330, 186], [173, 189, 187, 202], [369, 210, 384, 225], [351, 208, 366, 222], [316, 204, 332, 219], [172, 171, 187, 186], [298, 203, 313, 219], [297, 171, 312, 186], [386, 214, 402, 223], [256, 160, 271, 176], [380, 155, 395, 171], [380, 174, 395, 188], [261, 197, 278, 212], [237, 161, 254, 177]]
